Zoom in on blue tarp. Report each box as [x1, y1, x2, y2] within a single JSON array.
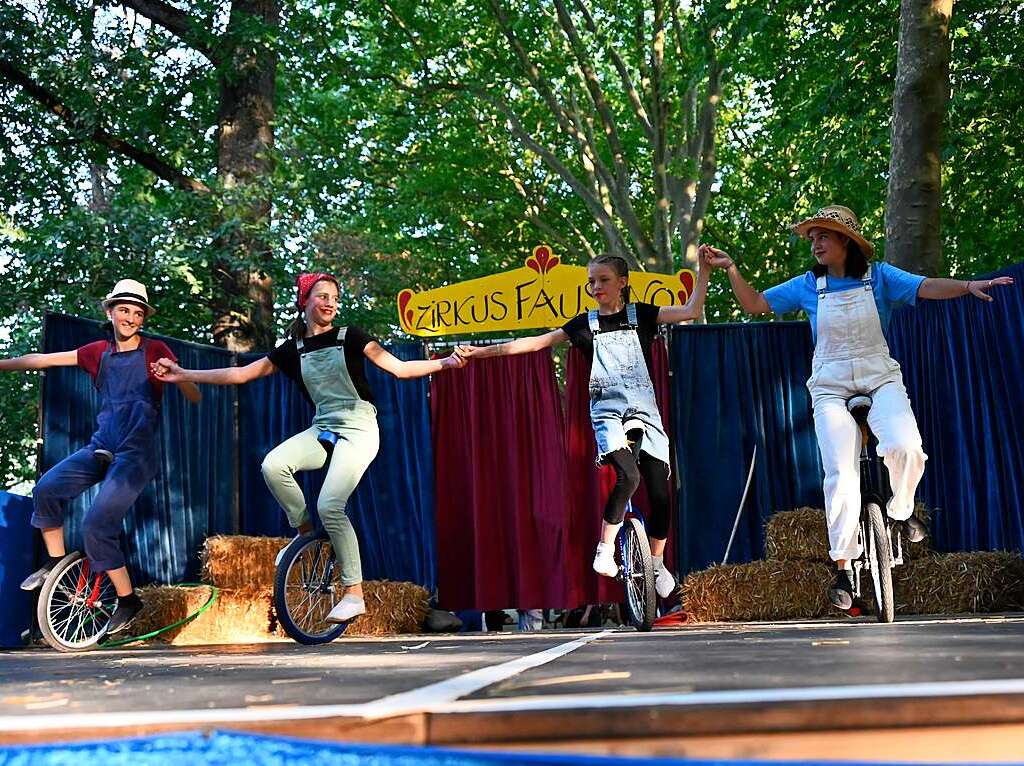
[[0, 491, 34, 647]]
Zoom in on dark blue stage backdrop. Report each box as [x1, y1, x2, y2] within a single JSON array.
[[888, 261, 1024, 555], [41, 314, 236, 585], [39, 314, 437, 591], [669, 261, 1024, 574], [237, 343, 438, 592]]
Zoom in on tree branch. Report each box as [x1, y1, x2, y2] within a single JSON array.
[[119, 0, 220, 65], [0, 59, 211, 193], [552, 0, 655, 264], [679, 56, 721, 264], [570, 0, 654, 141]]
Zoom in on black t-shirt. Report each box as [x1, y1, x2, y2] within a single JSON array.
[[267, 326, 377, 405], [561, 302, 661, 381]]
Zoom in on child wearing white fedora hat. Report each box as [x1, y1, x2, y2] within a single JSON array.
[[0, 279, 202, 635], [702, 205, 1014, 609]]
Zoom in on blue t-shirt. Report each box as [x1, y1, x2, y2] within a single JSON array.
[[763, 262, 927, 345]]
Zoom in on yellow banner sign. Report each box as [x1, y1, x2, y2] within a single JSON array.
[[397, 246, 696, 337]]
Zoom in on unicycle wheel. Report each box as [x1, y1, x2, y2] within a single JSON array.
[[865, 502, 895, 623], [620, 517, 656, 631], [37, 552, 117, 652], [273, 532, 348, 645]]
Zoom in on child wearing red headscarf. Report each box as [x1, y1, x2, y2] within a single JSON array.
[[154, 273, 465, 623]]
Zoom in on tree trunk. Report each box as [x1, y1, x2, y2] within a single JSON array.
[[884, 0, 953, 277], [211, 0, 278, 352]]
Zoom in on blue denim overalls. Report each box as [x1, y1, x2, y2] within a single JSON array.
[[32, 338, 161, 572]]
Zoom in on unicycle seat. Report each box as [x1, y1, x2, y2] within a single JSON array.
[[317, 430, 340, 456], [846, 394, 873, 424], [623, 416, 645, 458]]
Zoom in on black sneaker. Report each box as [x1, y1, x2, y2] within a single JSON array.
[[107, 593, 144, 634], [829, 569, 854, 610], [899, 516, 927, 543]]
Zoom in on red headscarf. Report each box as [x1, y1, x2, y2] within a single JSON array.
[[295, 272, 339, 309]]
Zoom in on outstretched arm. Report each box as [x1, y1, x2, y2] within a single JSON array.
[[918, 276, 1015, 302], [176, 381, 202, 403], [457, 329, 568, 360], [657, 253, 712, 324], [363, 342, 466, 379], [702, 245, 773, 315], [152, 355, 277, 385], [0, 350, 78, 371]]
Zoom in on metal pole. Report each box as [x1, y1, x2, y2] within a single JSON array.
[[722, 444, 757, 565]]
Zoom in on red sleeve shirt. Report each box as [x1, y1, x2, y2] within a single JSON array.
[[76, 337, 178, 402]]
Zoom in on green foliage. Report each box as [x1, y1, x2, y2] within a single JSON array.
[[2, 0, 1023, 487]]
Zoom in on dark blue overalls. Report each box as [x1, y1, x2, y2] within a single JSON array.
[[31, 339, 161, 572]]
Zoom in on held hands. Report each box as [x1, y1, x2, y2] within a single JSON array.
[[453, 344, 486, 359], [967, 276, 1015, 302], [439, 347, 469, 370], [150, 357, 184, 381], [699, 244, 734, 271]]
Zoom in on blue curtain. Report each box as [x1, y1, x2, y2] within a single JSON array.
[[668, 261, 1024, 575], [41, 314, 237, 584], [237, 343, 438, 592], [888, 261, 1024, 553], [668, 322, 825, 574]]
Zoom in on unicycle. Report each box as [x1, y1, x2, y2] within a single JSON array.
[[617, 419, 656, 632], [36, 552, 117, 652], [273, 530, 348, 644], [846, 395, 904, 623]]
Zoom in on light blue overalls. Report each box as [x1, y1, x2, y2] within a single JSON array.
[[260, 329, 380, 586], [587, 303, 670, 467]]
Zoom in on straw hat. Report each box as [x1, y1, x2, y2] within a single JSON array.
[[789, 205, 875, 259], [102, 279, 155, 317]]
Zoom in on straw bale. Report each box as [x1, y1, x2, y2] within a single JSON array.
[[202, 535, 288, 590], [895, 551, 1024, 615], [682, 560, 834, 623], [134, 585, 286, 646], [131, 585, 215, 639], [344, 580, 431, 637], [764, 504, 931, 562]]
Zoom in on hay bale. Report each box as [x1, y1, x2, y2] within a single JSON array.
[[133, 585, 286, 646], [132, 584, 215, 639], [896, 551, 1024, 615], [202, 535, 288, 590], [345, 580, 431, 637], [682, 560, 834, 623], [764, 504, 931, 562], [764, 507, 830, 562]]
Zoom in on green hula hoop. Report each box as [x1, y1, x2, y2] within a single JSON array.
[[101, 583, 220, 648]]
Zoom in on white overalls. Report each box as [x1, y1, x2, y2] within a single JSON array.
[[807, 266, 927, 561]]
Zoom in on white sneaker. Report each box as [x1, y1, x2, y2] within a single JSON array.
[[274, 534, 302, 566], [592, 544, 618, 578], [326, 594, 366, 624], [655, 565, 676, 598]]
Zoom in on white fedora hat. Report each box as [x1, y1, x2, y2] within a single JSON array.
[[102, 279, 156, 317]]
